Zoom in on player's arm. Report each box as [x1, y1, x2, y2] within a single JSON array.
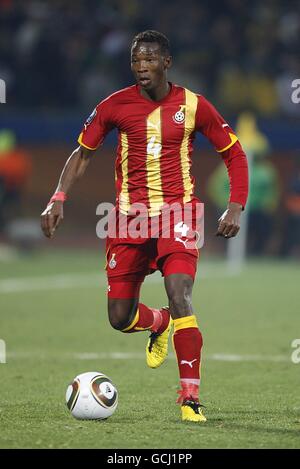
[[216, 141, 248, 238], [41, 145, 94, 238], [41, 99, 115, 239], [196, 95, 249, 238]]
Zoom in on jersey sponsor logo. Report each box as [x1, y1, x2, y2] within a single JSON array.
[[180, 359, 197, 368], [172, 105, 185, 124], [84, 108, 97, 130], [109, 253, 117, 269]]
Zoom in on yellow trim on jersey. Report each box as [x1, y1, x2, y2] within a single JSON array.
[[173, 315, 198, 332], [180, 89, 198, 203], [119, 132, 130, 214], [146, 107, 163, 217], [121, 309, 139, 332], [77, 132, 98, 150], [216, 132, 238, 152], [104, 246, 110, 270]]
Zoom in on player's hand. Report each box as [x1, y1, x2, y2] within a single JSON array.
[[216, 202, 243, 238], [41, 201, 64, 238]]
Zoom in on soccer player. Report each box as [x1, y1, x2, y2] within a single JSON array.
[[41, 30, 248, 423]]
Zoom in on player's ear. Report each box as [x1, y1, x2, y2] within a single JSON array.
[[164, 56, 172, 70]]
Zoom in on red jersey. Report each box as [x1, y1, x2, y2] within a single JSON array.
[[78, 83, 239, 216]]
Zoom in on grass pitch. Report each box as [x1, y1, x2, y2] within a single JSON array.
[[0, 249, 299, 449]]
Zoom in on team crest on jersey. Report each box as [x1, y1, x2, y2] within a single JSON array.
[[84, 108, 97, 130], [109, 253, 117, 269], [172, 105, 185, 124]]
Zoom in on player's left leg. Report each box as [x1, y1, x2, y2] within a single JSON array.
[[107, 279, 172, 367], [108, 279, 170, 332], [106, 234, 173, 367], [162, 254, 206, 423]]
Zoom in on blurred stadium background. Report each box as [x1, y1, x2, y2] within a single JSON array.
[[0, 0, 300, 449], [0, 0, 300, 257]]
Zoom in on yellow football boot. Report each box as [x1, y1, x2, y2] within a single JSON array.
[[146, 310, 172, 368], [181, 399, 207, 422]]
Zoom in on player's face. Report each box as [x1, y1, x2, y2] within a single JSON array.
[[131, 42, 171, 90]]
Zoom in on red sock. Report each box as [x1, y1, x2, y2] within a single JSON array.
[[172, 316, 203, 403], [122, 303, 170, 334]]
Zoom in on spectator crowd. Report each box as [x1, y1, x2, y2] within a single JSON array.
[[0, 0, 299, 116]]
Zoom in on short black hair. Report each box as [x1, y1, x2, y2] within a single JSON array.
[[131, 30, 170, 56]]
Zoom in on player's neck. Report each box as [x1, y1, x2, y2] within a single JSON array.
[[140, 81, 170, 102]]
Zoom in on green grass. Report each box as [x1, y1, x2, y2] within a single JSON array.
[[0, 250, 300, 448]]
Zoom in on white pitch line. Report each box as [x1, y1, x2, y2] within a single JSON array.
[[6, 351, 290, 363], [73, 352, 289, 363], [207, 353, 289, 363], [0, 266, 234, 294], [0, 273, 103, 293]]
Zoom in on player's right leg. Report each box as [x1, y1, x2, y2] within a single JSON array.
[[155, 198, 206, 422], [164, 268, 206, 423]]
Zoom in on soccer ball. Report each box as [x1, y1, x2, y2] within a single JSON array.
[[66, 371, 118, 420]]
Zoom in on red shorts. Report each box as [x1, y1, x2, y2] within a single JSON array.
[[105, 199, 202, 286]]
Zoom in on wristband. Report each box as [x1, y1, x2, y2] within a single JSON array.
[[47, 191, 67, 206]]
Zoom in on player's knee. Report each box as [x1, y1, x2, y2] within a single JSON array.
[[107, 301, 137, 331], [165, 275, 193, 300], [108, 311, 130, 330], [169, 292, 192, 314], [165, 274, 193, 317], [168, 282, 193, 313]]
